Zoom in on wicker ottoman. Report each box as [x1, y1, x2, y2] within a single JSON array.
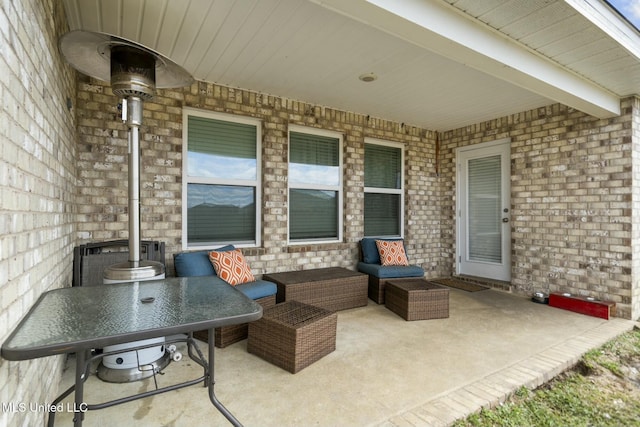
[[385, 279, 449, 321], [263, 267, 368, 312], [193, 294, 276, 348], [247, 301, 337, 373]]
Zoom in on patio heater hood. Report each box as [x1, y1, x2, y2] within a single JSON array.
[[60, 31, 193, 280], [59, 30, 193, 91], [59, 31, 193, 383]]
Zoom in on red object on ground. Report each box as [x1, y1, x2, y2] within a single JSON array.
[[548, 293, 616, 320]]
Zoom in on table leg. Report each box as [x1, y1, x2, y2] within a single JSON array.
[[207, 328, 243, 427], [73, 349, 87, 427]]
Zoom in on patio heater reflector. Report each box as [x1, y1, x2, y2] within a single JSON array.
[[59, 30, 193, 383]]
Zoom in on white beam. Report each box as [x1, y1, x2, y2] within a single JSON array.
[[311, 0, 620, 118]]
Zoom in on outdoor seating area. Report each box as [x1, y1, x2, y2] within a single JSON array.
[[173, 249, 371, 349], [170, 243, 429, 368], [52, 288, 635, 426]]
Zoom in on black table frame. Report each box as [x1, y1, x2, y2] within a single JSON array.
[[1, 277, 262, 427], [48, 332, 232, 426]]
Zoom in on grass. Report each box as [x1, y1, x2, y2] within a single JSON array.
[[453, 327, 640, 427]]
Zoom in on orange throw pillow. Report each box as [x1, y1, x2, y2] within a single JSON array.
[[375, 240, 409, 266], [208, 249, 255, 285]]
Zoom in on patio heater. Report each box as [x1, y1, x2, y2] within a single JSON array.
[[59, 31, 193, 382]]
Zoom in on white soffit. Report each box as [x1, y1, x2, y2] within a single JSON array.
[[312, 0, 621, 118], [61, 0, 639, 130], [566, 0, 640, 60]]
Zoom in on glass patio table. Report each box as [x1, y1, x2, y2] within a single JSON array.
[[1, 276, 262, 427]]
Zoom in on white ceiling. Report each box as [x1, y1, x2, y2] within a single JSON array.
[[61, 0, 640, 131]]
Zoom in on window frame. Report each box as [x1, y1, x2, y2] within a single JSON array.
[[287, 125, 343, 245], [182, 108, 262, 250], [363, 137, 405, 238]]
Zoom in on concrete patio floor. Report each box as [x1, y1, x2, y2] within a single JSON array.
[[55, 288, 637, 426]]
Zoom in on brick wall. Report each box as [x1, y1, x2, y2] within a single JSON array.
[[74, 80, 448, 278], [0, 0, 77, 426], [631, 97, 640, 320], [442, 101, 637, 319]]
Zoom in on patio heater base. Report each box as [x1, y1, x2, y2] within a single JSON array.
[[98, 260, 167, 383], [97, 349, 171, 383]]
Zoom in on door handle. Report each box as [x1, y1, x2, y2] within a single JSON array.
[[502, 218, 509, 223]]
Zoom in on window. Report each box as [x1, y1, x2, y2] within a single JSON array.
[[183, 109, 261, 248], [364, 139, 404, 237], [288, 126, 343, 243]]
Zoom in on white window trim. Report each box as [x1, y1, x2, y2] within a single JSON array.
[[182, 107, 262, 250], [363, 137, 405, 238], [288, 125, 343, 245]]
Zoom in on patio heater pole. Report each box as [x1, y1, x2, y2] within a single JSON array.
[[59, 31, 193, 382], [126, 96, 143, 267], [102, 45, 165, 284]]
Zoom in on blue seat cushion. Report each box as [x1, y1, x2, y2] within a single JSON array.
[[235, 280, 277, 300], [360, 237, 404, 264], [173, 247, 276, 301], [173, 245, 235, 277], [357, 261, 424, 279], [195, 276, 276, 300]]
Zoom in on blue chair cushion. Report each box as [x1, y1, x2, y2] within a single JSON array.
[[236, 280, 278, 300], [173, 245, 235, 277], [360, 237, 404, 264], [357, 261, 424, 279]]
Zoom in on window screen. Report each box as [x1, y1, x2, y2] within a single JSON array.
[[364, 141, 403, 237], [288, 130, 342, 242], [184, 112, 260, 247]]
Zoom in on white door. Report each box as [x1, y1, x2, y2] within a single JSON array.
[[457, 139, 511, 281]]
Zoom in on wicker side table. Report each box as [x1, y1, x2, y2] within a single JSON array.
[[247, 301, 337, 373], [263, 267, 368, 312], [385, 279, 449, 321]]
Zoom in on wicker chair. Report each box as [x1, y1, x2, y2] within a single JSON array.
[[173, 248, 277, 348], [356, 238, 425, 304]]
